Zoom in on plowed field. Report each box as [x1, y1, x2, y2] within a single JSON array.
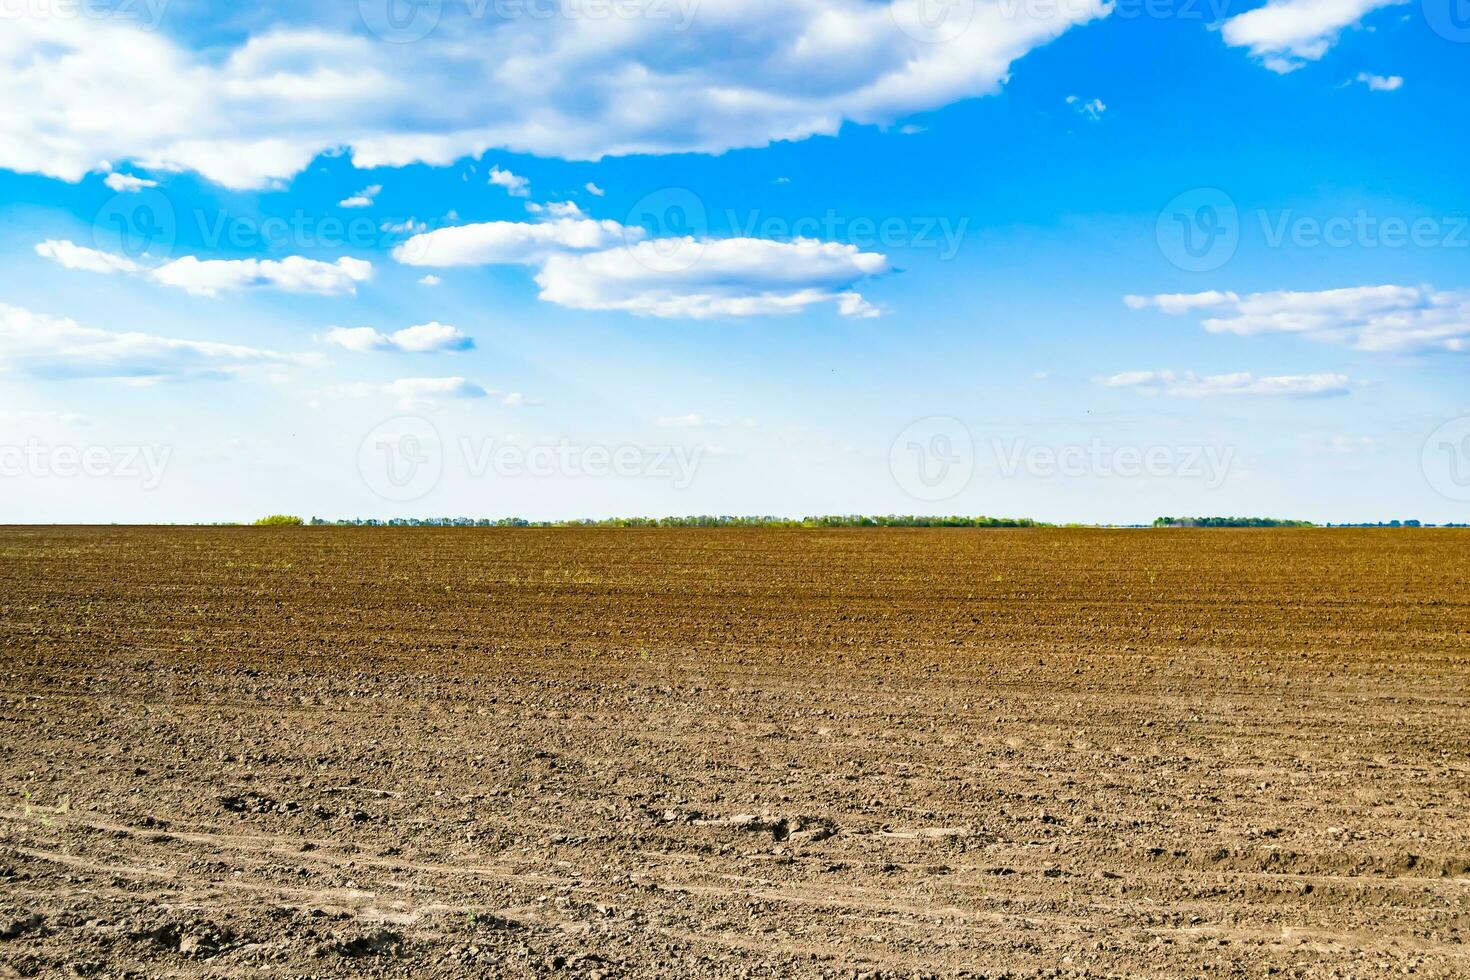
[[1, 527, 1467, 977]]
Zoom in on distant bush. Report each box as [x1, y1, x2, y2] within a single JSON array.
[[254, 515, 304, 527]]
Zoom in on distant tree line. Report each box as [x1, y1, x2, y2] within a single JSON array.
[[304, 514, 1049, 529], [1153, 517, 1316, 528]]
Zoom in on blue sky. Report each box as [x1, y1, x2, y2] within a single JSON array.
[[1, 0, 1467, 523]]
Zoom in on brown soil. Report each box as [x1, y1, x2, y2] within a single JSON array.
[[1, 527, 1467, 978]]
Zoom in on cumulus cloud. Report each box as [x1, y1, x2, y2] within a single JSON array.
[[1125, 286, 1470, 353], [0, 301, 307, 383], [535, 237, 888, 319], [489, 166, 531, 197], [585, 182, 606, 197], [1220, 0, 1409, 73], [392, 218, 635, 266], [526, 201, 586, 218], [35, 240, 372, 297], [151, 256, 373, 297], [419, 274, 442, 286], [103, 172, 158, 192], [322, 322, 473, 353], [35, 240, 144, 275], [1354, 72, 1403, 91], [339, 184, 382, 208], [394, 211, 892, 319], [0, 2, 1109, 189], [1099, 370, 1352, 398]]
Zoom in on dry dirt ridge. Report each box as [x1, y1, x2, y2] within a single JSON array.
[[1, 527, 1467, 978]]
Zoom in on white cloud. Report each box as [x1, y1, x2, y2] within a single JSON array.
[[1302, 433, 1375, 455], [103, 172, 157, 192], [1126, 286, 1470, 353], [1220, 0, 1409, 73], [393, 218, 635, 267], [526, 201, 586, 218], [1066, 95, 1106, 120], [339, 184, 382, 208], [0, 408, 89, 426], [657, 413, 729, 429], [535, 237, 889, 319], [380, 218, 427, 235], [36, 240, 373, 296], [151, 255, 373, 297], [322, 322, 473, 353], [0, 3, 1110, 189], [0, 301, 307, 382], [386, 377, 486, 402], [585, 182, 606, 197], [489, 166, 531, 198], [419, 274, 442, 286], [1099, 370, 1352, 398], [1354, 72, 1403, 91], [326, 376, 489, 409], [1124, 290, 1240, 314], [35, 240, 144, 275]]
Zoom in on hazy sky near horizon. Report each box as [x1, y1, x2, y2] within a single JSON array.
[[1, 0, 1468, 523]]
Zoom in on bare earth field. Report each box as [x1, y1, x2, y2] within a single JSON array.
[[1, 527, 1467, 978]]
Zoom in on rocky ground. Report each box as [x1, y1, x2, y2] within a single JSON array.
[[1, 526, 1467, 978]]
